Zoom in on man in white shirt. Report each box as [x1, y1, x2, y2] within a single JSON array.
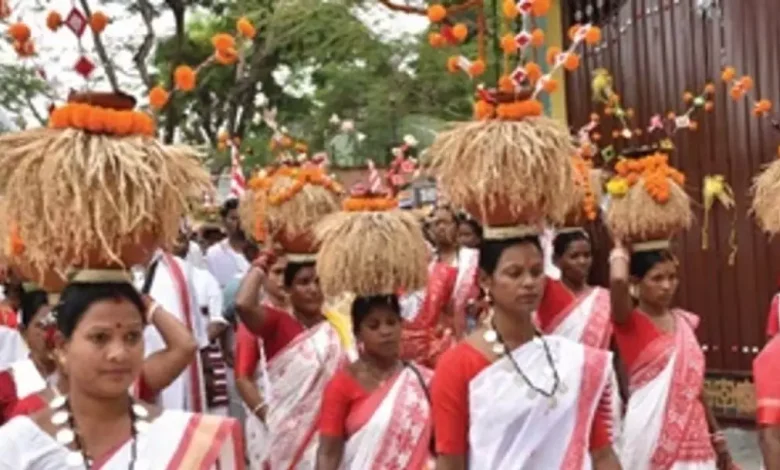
[[136, 250, 208, 412], [206, 199, 250, 287]]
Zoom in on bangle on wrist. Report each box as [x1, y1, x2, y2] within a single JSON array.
[[609, 252, 629, 263]]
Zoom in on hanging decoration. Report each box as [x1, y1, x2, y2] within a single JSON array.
[[701, 174, 736, 265]]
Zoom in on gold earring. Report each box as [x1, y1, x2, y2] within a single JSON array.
[[629, 284, 638, 298]]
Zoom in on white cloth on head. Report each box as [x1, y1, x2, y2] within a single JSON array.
[[541, 227, 561, 280], [206, 240, 250, 288]]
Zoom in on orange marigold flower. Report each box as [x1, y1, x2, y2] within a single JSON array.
[[683, 91, 694, 103], [721, 66, 736, 82], [563, 53, 580, 71], [531, 0, 551, 17], [427, 4, 447, 22], [212, 33, 236, 54], [429, 32, 445, 48], [704, 101, 715, 111], [90, 12, 109, 34], [531, 28, 545, 47], [446, 56, 460, 73], [148, 86, 169, 110], [174, 65, 196, 91], [502, 0, 519, 18], [568, 24, 581, 41], [215, 48, 238, 65], [688, 120, 699, 131], [589, 113, 600, 122], [501, 34, 518, 54], [48, 106, 70, 129], [541, 78, 558, 94], [85, 106, 106, 133], [498, 75, 515, 93], [704, 83, 716, 95], [8, 22, 30, 43], [452, 23, 468, 42], [585, 26, 601, 45], [729, 86, 744, 101], [546, 46, 561, 66], [237, 17, 256, 39], [469, 59, 486, 77], [754, 99, 773, 116], [525, 62, 543, 84], [46, 11, 63, 31], [738, 76, 754, 91]]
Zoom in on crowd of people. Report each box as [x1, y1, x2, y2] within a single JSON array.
[[1, 191, 780, 469]]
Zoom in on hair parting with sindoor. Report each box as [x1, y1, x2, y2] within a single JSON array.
[[55, 282, 146, 339], [478, 235, 542, 275]]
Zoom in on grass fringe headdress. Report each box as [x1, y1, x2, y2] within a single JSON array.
[[316, 157, 427, 297]]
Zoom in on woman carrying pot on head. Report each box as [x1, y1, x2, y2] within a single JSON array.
[[317, 295, 433, 469], [234, 251, 290, 468], [1, 277, 201, 424], [401, 204, 480, 368], [432, 233, 620, 469], [0, 280, 243, 468]]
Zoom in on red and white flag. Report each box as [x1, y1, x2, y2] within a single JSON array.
[[229, 142, 246, 198]]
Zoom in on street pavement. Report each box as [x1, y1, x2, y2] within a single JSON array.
[[727, 427, 762, 469]]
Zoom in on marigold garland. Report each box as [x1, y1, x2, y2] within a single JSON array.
[[609, 153, 685, 204], [342, 196, 399, 212], [48, 103, 156, 137], [267, 166, 342, 206]]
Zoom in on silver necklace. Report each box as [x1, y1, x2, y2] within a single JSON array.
[[482, 319, 567, 410]]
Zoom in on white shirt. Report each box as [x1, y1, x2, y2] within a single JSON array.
[[192, 266, 226, 326], [206, 240, 250, 288], [0, 326, 28, 371], [136, 252, 207, 411], [186, 240, 207, 270]]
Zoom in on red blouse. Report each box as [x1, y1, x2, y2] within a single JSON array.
[[318, 368, 370, 438], [235, 305, 302, 378], [535, 278, 577, 332], [612, 310, 667, 371], [431, 342, 612, 456]]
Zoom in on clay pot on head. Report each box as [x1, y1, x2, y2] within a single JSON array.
[[15, 259, 67, 293], [274, 229, 318, 256], [463, 194, 542, 228], [69, 229, 159, 269], [67, 90, 137, 111]]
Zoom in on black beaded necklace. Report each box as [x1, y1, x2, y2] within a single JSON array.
[[64, 397, 138, 470], [489, 319, 561, 399]]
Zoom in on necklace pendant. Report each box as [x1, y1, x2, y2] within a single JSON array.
[[548, 395, 558, 409], [49, 395, 66, 410], [483, 329, 498, 343], [65, 451, 84, 467], [56, 428, 75, 445], [132, 403, 149, 418], [51, 410, 69, 426]]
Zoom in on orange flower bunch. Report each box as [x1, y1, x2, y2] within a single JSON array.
[[149, 16, 257, 110], [475, 98, 543, 121], [7, 22, 35, 58], [572, 156, 597, 221], [342, 196, 399, 212], [613, 153, 685, 204], [722, 66, 774, 117], [267, 166, 342, 206], [48, 103, 156, 137]]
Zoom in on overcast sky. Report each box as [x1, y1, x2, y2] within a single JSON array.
[[2, 0, 428, 124]]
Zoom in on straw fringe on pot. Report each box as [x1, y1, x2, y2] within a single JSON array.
[[562, 163, 604, 228], [239, 189, 269, 242], [751, 159, 780, 235], [0, 127, 211, 281], [605, 179, 691, 242], [265, 173, 341, 238], [426, 117, 575, 226], [315, 210, 428, 298]]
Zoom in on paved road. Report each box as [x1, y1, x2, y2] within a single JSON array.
[[727, 428, 762, 469]]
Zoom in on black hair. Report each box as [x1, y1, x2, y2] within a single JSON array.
[[350, 294, 401, 335], [478, 235, 543, 276], [56, 282, 146, 339], [19, 289, 49, 329], [457, 214, 483, 239], [552, 230, 591, 258], [283, 261, 316, 288], [629, 249, 676, 280], [220, 198, 239, 219]]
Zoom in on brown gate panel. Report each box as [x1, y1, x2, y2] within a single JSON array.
[[562, 0, 780, 372]]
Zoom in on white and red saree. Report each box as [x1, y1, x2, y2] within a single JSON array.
[[618, 310, 716, 470]]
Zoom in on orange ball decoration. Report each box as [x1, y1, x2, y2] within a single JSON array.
[[563, 53, 580, 71], [546, 46, 561, 66], [237, 17, 256, 39], [452, 23, 468, 42], [446, 56, 460, 73], [212, 34, 236, 54], [531, 0, 551, 17], [46, 11, 63, 31], [531, 29, 545, 47], [469, 59, 486, 77], [174, 65, 196, 91], [502, 0, 519, 18], [90, 12, 109, 34], [429, 32, 445, 48], [585, 26, 602, 45], [8, 22, 30, 43], [148, 86, 169, 110], [501, 34, 518, 54], [498, 75, 515, 93], [427, 4, 447, 23]]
